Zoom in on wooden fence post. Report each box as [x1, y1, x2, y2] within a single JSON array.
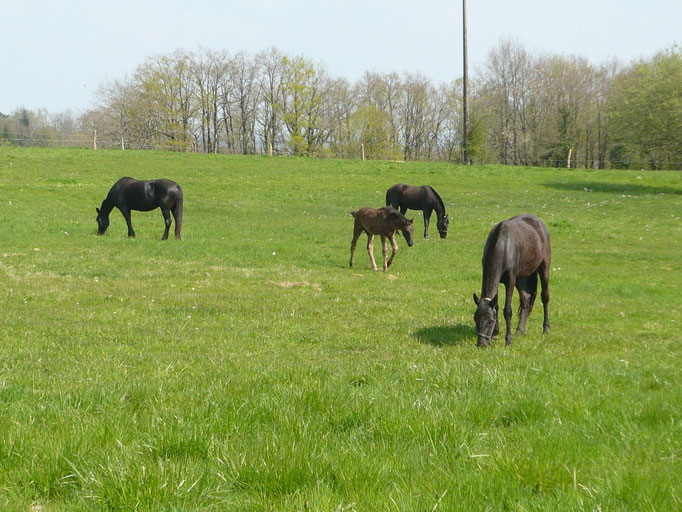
[[361, 143, 365, 161], [93, 129, 97, 151], [567, 147, 573, 168]]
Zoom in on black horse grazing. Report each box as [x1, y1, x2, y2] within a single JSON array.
[[96, 177, 183, 240], [385, 183, 449, 238], [473, 214, 551, 346], [349, 206, 414, 271]]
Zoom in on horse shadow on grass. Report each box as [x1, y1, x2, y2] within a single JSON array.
[[544, 180, 681, 196], [412, 324, 475, 347]]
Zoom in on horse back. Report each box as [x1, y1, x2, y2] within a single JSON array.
[[504, 215, 550, 274], [387, 184, 430, 210], [354, 207, 399, 236], [114, 178, 181, 211], [484, 215, 550, 279]]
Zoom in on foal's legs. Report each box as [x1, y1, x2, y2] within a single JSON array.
[[386, 233, 399, 268], [119, 206, 135, 237], [539, 262, 551, 334], [160, 208, 172, 240], [366, 234, 377, 271], [503, 276, 516, 345], [380, 235, 389, 270], [349, 222, 363, 268], [515, 272, 538, 335]]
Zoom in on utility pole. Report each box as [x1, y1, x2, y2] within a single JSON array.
[[462, 0, 469, 164]]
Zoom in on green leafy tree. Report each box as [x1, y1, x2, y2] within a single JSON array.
[[352, 105, 392, 159], [0, 111, 13, 145], [609, 46, 682, 169], [278, 56, 325, 156]]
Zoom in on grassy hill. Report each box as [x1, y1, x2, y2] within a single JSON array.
[[0, 147, 680, 511]]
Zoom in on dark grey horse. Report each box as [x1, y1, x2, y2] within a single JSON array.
[[96, 177, 183, 240], [385, 183, 449, 238], [473, 214, 551, 346]]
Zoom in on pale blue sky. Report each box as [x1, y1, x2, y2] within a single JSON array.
[[1, 0, 680, 114]]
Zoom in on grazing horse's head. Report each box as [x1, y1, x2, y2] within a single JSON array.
[[437, 214, 450, 239], [401, 218, 415, 247], [473, 293, 498, 347], [95, 207, 109, 235]]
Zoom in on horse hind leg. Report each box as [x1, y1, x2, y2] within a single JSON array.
[[349, 220, 364, 268], [539, 262, 550, 334], [160, 208, 172, 240]]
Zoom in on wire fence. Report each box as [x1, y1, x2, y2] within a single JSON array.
[[2, 137, 680, 170]]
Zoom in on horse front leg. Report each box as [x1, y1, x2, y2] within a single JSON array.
[[386, 233, 398, 268], [366, 234, 378, 271], [515, 273, 537, 335], [120, 207, 135, 237], [161, 208, 172, 240], [503, 278, 516, 345], [349, 225, 362, 268], [423, 208, 432, 238]]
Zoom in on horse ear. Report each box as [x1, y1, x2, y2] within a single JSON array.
[[473, 293, 480, 305], [96, 207, 100, 214], [490, 294, 498, 307], [409, 218, 415, 224]]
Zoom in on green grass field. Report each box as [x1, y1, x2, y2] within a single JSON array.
[[0, 147, 680, 511]]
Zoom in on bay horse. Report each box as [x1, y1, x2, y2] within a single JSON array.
[[349, 206, 414, 271], [385, 183, 449, 238], [473, 214, 551, 346], [96, 177, 183, 240]]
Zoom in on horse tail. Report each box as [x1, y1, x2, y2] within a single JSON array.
[[173, 185, 183, 239]]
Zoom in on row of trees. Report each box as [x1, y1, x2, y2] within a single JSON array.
[[2, 42, 680, 169]]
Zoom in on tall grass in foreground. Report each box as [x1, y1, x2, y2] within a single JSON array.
[[0, 147, 680, 511]]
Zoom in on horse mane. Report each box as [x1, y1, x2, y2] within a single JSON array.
[[426, 186, 445, 214], [482, 222, 503, 268], [380, 205, 408, 222], [380, 205, 400, 215]]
